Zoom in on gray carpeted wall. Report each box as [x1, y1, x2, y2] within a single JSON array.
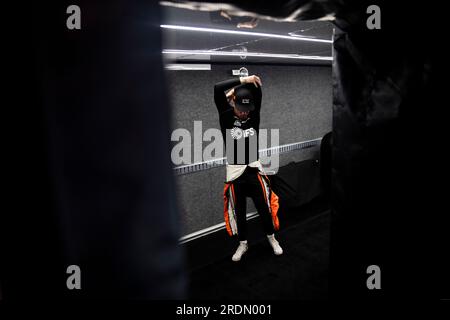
[[166, 64, 332, 237]]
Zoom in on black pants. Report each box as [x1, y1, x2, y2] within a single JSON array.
[[233, 167, 275, 241]]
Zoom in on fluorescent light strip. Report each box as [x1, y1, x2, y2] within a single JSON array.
[[163, 49, 332, 61], [161, 24, 333, 44]]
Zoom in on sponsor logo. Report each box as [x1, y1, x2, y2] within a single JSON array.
[[231, 127, 243, 139], [170, 121, 280, 173], [231, 127, 255, 140]]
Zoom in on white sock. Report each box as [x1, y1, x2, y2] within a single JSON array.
[[267, 234, 275, 240], [240, 240, 248, 245]]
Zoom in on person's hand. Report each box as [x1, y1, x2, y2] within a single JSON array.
[[240, 75, 262, 87], [237, 18, 259, 29], [226, 88, 234, 100], [220, 10, 232, 21]]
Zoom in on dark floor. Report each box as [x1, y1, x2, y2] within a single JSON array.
[[183, 197, 331, 300]]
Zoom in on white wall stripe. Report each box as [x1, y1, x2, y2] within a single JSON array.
[[179, 212, 259, 244]]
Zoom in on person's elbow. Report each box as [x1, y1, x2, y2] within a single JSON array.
[[213, 85, 223, 101], [214, 84, 221, 95]]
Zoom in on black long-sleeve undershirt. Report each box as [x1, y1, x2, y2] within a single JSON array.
[[213, 78, 262, 165]]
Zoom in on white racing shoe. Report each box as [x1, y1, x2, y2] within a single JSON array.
[[267, 234, 283, 255], [232, 241, 248, 262]]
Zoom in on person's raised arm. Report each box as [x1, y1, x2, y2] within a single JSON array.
[[251, 82, 262, 112], [240, 75, 262, 112], [214, 78, 241, 114]]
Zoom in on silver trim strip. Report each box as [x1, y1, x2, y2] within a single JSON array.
[[165, 63, 211, 71], [173, 138, 322, 175]]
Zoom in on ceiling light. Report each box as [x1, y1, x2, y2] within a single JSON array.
[[161, 24, 332, 44], [163, 49, 332, 61]]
